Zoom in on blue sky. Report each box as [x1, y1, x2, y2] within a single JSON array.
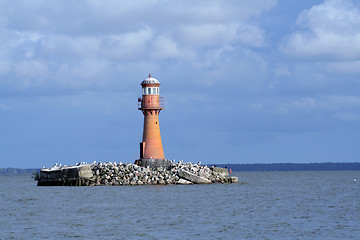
[[1, 0, 360, 168]]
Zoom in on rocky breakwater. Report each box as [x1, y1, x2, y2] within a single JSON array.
[[89, 162, 238, 186], [37, 161, 238, 186]]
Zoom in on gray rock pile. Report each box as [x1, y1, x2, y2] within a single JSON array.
[[87, 161, 238, 186]]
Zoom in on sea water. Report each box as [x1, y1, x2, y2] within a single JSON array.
[[0, 171, 359, 239]]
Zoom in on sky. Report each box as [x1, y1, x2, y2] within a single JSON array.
[[1, 0, 360, 168]]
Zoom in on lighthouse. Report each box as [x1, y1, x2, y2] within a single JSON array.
[[136, 74, 170, 168]]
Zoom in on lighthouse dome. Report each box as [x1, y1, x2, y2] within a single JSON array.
[[141, 74, 160, 85]]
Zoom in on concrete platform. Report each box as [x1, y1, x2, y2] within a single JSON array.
[[178, 169, 212, 184], [37, 164, 93, 186]]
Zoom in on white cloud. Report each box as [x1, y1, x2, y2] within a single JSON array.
[[151, 36, 187, 60], [57, 59, 112, 89], [180, 23, 265, 48], [281, 0, 360, 60], [41, 28, 155, 60], [105, 28, 155, 60], [1, 0, 276, 35]]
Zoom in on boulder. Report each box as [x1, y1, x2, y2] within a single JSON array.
[[211, 167, 229, 177], [229, 176, 239, 183], [199, 168, 212, 179]]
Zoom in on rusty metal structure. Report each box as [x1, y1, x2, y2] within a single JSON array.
[[135, 74, 170, 168]]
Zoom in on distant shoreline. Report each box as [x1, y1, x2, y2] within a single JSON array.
[[1, 162, 360, 175], [211, 162, 360, 172], [0, 168, 39, 175]]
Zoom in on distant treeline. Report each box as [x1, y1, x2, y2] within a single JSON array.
[[0, 168, 39, 175], [211, 162, 360, 171]]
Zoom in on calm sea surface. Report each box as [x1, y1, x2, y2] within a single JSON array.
[[1, 171, 359, 239]]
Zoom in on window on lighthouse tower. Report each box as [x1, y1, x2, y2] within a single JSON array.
[[143, 87, 159, 95]]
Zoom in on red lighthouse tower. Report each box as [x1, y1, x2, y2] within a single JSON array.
[[136, 74, 170, 168]]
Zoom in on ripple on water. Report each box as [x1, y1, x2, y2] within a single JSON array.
[[1, 172, 360, 239]]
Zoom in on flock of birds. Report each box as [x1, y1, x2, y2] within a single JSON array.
[[42, 160, 202, 170], [43, 161, 97, 169]]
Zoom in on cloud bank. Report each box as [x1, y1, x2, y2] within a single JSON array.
[[281, 0, 360, 60], [0, 0, 276, 95]]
